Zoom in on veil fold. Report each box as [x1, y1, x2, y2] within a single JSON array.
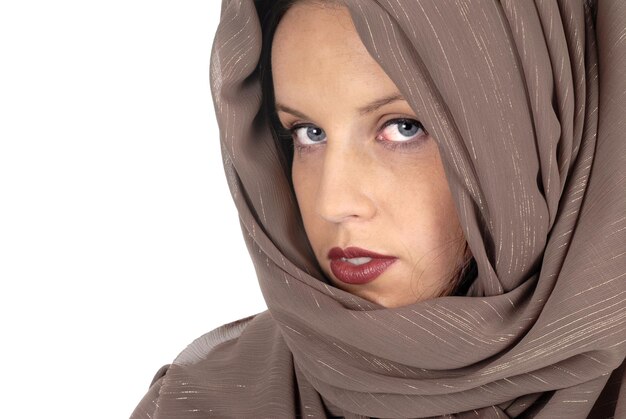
[[131, 0, 625, 417]]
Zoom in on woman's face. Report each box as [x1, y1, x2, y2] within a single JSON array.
[[272, 2, 466, 308]]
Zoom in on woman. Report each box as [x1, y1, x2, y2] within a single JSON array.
[[131, 0, 626, 417]]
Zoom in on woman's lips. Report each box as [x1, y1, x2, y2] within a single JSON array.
[[327, 246, 397, 285]]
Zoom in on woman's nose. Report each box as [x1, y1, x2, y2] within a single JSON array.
[[314, 143, 377, 224]]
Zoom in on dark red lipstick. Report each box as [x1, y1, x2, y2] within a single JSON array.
[[327, 246, 397, 285]]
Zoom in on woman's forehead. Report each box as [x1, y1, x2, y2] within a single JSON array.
[[271, 4, 401, 107], [271, 3, 361, 60]]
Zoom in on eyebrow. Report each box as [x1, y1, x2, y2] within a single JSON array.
[[275, 92, 406, 120]]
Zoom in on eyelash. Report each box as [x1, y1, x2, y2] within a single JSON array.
[[278, 118, 428, 154]]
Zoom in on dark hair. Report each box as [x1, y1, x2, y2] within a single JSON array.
[[254, 0, 477, 297], [256, 0, 299, 181]]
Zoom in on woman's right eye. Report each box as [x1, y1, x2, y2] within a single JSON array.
[[291, 124, 327, 146]]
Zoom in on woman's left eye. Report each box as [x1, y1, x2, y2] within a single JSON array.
[[378, 118, 426, 144]]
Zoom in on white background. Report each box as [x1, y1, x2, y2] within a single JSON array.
[[0, 2, 267, 418]]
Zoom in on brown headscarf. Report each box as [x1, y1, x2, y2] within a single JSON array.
[[131, 0, 626, 417]]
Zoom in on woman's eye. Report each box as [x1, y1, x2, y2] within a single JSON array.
[[379, 118, 425, 143], [292, 125, 326, 145]]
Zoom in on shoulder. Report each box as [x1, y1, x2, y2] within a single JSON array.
[[172, 311, 260, 366], [130, 311, 272, 419]]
